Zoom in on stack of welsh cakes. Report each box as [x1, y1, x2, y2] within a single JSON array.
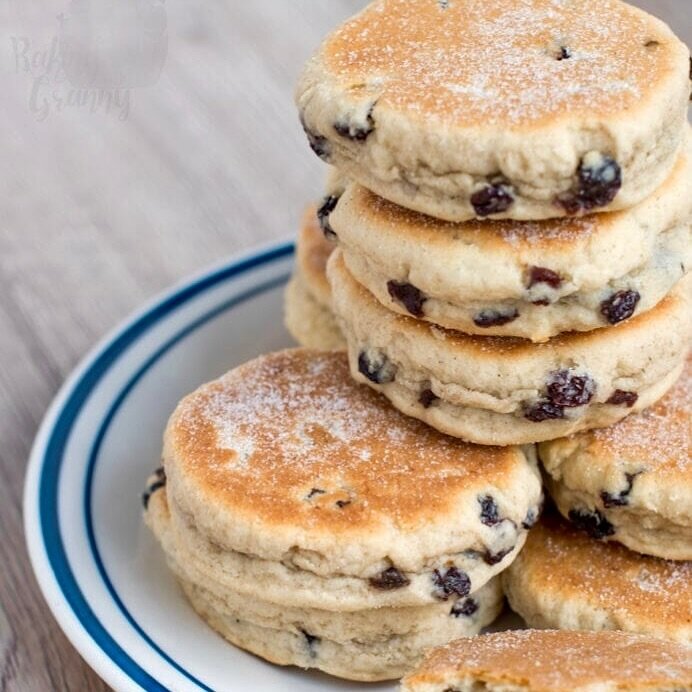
[[144, 0, 691, 685], [287, 0, 692, 667], [294, 0, 691, 448]]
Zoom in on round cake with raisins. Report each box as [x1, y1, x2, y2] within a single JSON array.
[[502, 512, 692, 643], [284, 204, 344, 350], [143, 349, 542, 680], [328, 251, 691, 445], [324, 131, 691, 342], [146, 488, 504, 681], [402, 629, 692, 691], [296, 0, 690, 222], [540, 356, 691, 560]]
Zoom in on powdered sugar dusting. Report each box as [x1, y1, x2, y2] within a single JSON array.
[[413, 629, 692, 686], [326, 0, 667, 126], [592, 358, 691, 475], [173, 350, 517, 529], [634, 566, 689, 595], [496, 217, 596, 245], [525, 516, 692, 628]]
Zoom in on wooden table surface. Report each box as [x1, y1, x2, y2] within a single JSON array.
[[0, 2, 688, 690]]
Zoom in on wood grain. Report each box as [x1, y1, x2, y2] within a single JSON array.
[[0, 2, 688, 690]]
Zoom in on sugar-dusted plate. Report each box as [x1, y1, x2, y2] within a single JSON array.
[[24, 241, 520, 691]]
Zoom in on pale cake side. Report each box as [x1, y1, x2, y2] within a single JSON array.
[[328, 251, 691, 445], [297, 0, 690, 220], [295, 204, 334, 307], [284, 205, 344, 349], [145, 487, 504, 681], [541, 357, 691, 559], [328, 134, 692, 340]]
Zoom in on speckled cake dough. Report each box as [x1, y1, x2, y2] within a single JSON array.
[[503, 514, 692, 643], [148, 493, 504, 638], [296, 0, 691, 222], [179, 578, 501, 682], [284, 206, 344, 349], [149, 349, 542, 610], [328, 251, 691, 445], [540, 357, 691, 561], [328, 134, 692, 341], [146, 476, 521, 613], [145, 490, 504, 682], [401, 629, 692, 692]]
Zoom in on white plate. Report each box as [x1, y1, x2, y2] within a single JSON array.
[[24, 241, 520, 691]]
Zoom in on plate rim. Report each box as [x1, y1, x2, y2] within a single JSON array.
[[23, 240, 295, 692]]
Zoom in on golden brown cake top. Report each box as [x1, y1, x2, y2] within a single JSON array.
[[403, 628, 692, 690], [320, 0, 685, 128], [166, 349, 527, 535], [517, 514, 692, 630], [352, 184, 600, 248]]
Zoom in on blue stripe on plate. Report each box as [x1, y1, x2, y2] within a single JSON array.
[[39, 243, 293, 691]]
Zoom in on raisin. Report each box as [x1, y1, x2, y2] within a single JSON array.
[[358, 351, 396, 384], [524, 400, 565, 422], [142, 467, 166, 509], [141, 482, 165, 509], [471, 182, 514, 216], [335, 499, 351, 508], [521, 507, 539, 530], [483, 546, 513, 565], [558, 196, 582, 215], [387, 280, 427, 317], [568, 508, 616, 539], [600, 472, 640, 508], [547, 370, 595, 408], [306, 487, 325, 500], [606, 390, 638, 407], [316, 194, 341, 240], [369, 566, 411, 590], [450, 598, 478, 617], [334, 104, 375, 141], [473, 308, 519, 328], [576, 153, 621, 207], [557, 153, 622, 214], [557, 46, 572, 60], [600, 290, 640, 324], [532, 298, 551, 306], [528, 266, 562, 289], [300, 117, 331, 162], [432, 567, 471, 600], [526, 367, 594, 425], [479, 495, 500, 526], [301, 630, 320, 658], [419, 388, 438, 408]]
